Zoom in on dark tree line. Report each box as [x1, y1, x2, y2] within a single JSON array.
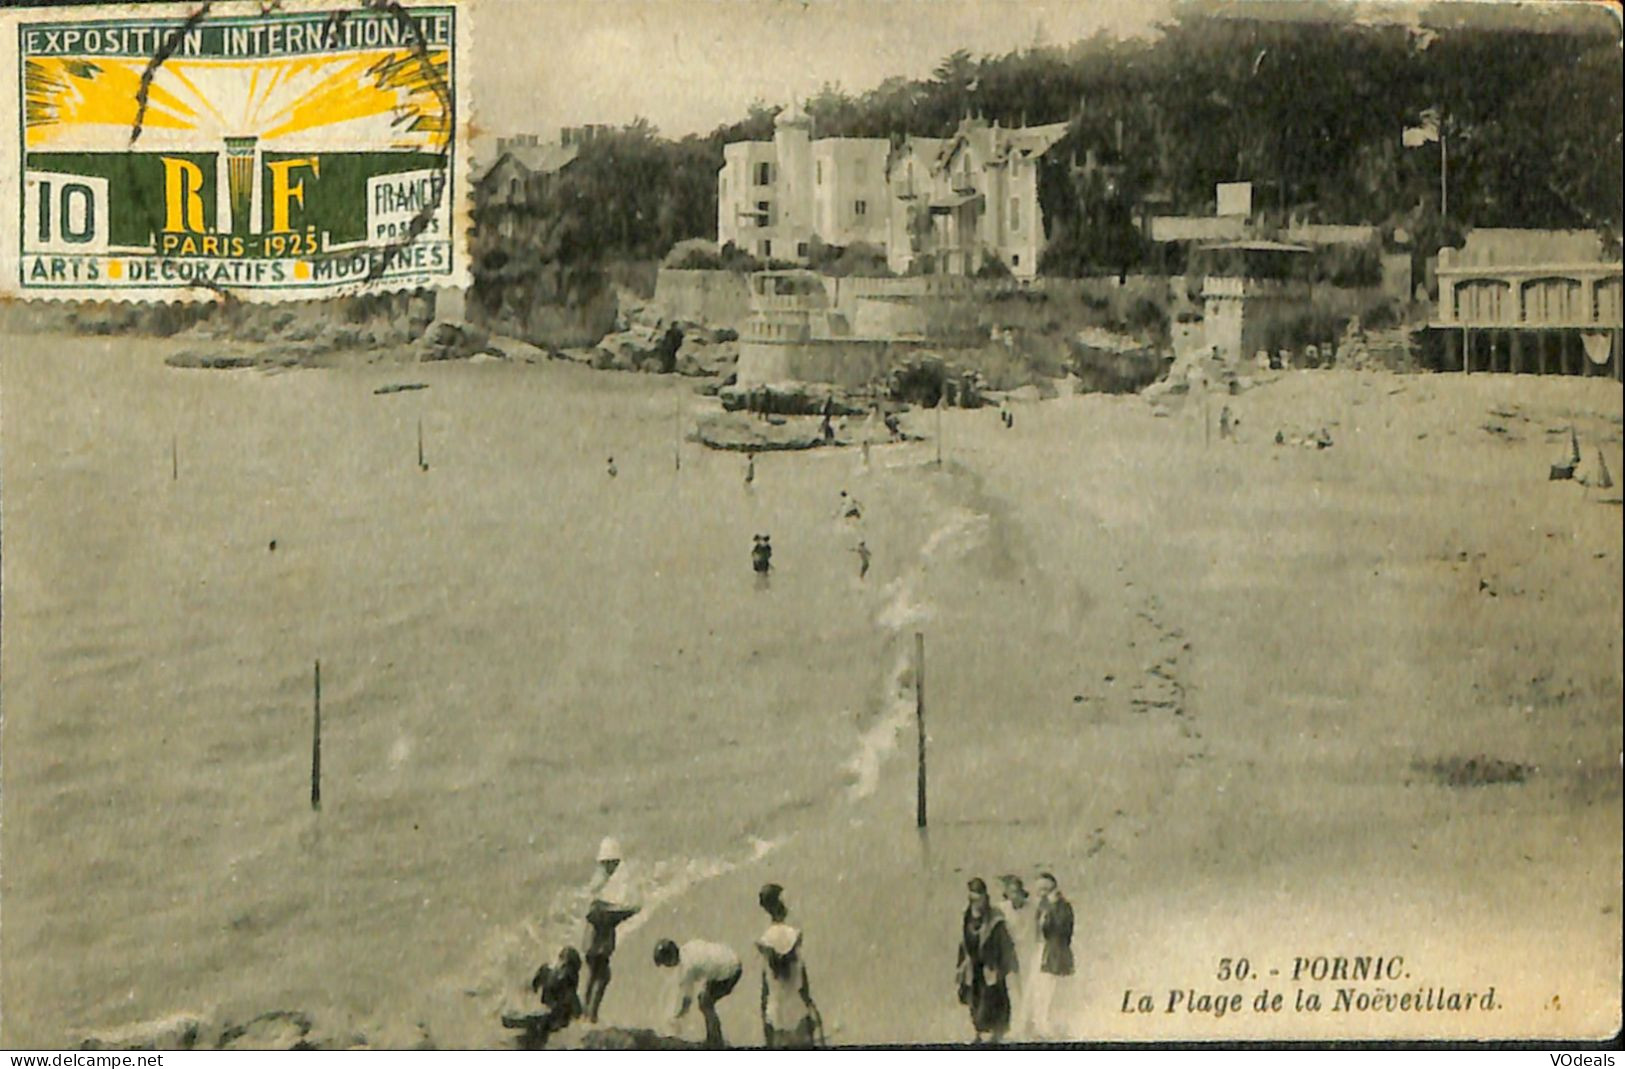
[[492, 6, 1621, 279]]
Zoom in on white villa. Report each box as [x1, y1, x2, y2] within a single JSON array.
[[717, 101, 890, 263], [719, 106, 1070, 279]]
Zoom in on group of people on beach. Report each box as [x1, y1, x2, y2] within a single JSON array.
[[957, 872, 1075, 1044], [743, 465, 872, 586], [516, 839, 1078, 1048], [516, 839, 822, 1049], [649, 882, 824, 1049]]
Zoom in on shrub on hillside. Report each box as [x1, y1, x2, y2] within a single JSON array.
[[1312, 242, 1382, 288], [1359, 299, 1402, 332], [974, 256, 1014, 281], [1126, 296, 1170, 344], [806, 239, 893, 277], [663, 241, 779, 273]]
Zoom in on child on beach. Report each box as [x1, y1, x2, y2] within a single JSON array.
[[653, 938, 743, 1048], [755, 884, 823, 1048], [580, 837, 640, 1023], [506, 946, 583, 1048]]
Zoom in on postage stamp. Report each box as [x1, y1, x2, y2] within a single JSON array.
[[0, 0, 470, 301]]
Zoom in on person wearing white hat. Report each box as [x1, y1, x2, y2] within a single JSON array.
[[580, 836, 640, 1023]]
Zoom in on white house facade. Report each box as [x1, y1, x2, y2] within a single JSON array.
[[721, 107, 1068, 278], [717, 102, 888, 262]]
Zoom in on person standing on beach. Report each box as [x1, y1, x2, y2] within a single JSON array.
[[580, 837, 640, 1023], [745, 452, 756, 490], [956, 878, 1016, 1044], [752, 534, 773, 587], [653, 938, 743, 1048], [999, 875, 1039, 1037], [1029, 872, 1075, 1038], [606, 456, 618, 479], [853, 540, 871, 581], [756, 883, 823, 1048]]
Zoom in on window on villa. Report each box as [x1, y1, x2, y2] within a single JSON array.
[[1012, 254, 1021, 267], [854, 200, 868, 216], [1010, 197, 1021, 232], [756, 161, 772, 185], [762, 239, 773, 258], [797, 242, 810, 258], [509, 178, 520, 200], [757, 201, 770, 226]]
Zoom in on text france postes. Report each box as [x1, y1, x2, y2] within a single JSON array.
[[0, 0, 470, 302]]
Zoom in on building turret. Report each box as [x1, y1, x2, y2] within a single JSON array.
[[774, 100, 814, 248]]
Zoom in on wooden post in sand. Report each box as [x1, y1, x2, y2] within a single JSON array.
[[674, 391, 683, 472], [171, 434, 178, 481], [417, 417, 426, 471], [936, 389, 944, 468], [915, 632, 927, 830], [311, 660, 322, 811]]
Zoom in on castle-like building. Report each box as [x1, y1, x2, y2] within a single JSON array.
[[717, 101, 890, 264], [718, 104, 1069, 280]]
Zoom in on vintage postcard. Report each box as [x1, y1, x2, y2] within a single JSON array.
[[0, 0, 1620, 1053], [0, 0, 469, 301]]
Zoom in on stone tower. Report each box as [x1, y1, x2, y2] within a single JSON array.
[[773, 100, 814, 250]]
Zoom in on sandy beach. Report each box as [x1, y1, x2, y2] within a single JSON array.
[[1, 335, 1619, 1047]]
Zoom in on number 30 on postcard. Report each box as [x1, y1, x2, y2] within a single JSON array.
[[0, 0, 470, 301]]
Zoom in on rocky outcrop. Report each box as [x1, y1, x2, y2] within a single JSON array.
[[215, 1011, 316, 1051], [578, 1027, 707, 1051], [416, 320, 492, 362], [593, 319, 736, 376], [718, 382, 868, 416], [593, 321, 685, 373], [695, 412, 828, 452], [78, 1014, 205, 1051], [1338, 323, 1417, 371], [675, 337, 739, 377], [76, 1010, 422, 1051]]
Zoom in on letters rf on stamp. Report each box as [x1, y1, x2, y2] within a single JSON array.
[[0, 0, 470, 301]]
